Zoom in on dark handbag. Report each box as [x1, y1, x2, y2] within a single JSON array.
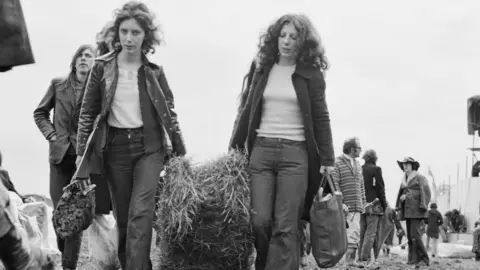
[[52, 179, 95, 239], [52, 127, 98, 239], [309, 173, 348, 268]]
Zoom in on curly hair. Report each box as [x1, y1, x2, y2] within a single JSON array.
[[257, 14, 329, 71], [111, 1, 163, 55], [96, 21, 116, 55], [342, 137, 359, 154], [362, 149, 378, 163]]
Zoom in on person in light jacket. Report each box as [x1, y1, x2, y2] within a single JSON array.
[[395, 157, 431, 267]]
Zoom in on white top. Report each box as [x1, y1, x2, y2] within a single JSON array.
[[256, 63, 305, 141], [108, 67, 144, 128], [343, 154, 356, 168]]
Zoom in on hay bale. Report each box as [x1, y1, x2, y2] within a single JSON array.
[[156, 151, 254, 270]]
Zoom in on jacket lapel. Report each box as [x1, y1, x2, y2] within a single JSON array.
[[101, 58, 118, 117], [144, 67, 169, 119], [339, 155, 355, 174]]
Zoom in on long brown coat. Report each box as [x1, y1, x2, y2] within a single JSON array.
[[395, 173, 431, 220], [229, 62, 335, 221]]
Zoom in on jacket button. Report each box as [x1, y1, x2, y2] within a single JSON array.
[[154, 100, 158, 103], [163, 113, 167, 117]]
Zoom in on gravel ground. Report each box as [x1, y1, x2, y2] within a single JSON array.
[[302, 253, 479, 270], [51, 235, 479, 269]]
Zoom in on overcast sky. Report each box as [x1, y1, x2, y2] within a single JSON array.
[[1, 0, 479, 204]]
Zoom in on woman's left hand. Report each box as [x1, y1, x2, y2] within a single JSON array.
[[320, 166, 334, 174]]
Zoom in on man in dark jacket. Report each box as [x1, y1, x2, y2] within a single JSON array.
[[33, 44, 95, 270], [358, 149, 388, 262]]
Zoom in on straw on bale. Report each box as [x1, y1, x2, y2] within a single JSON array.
[[156, 150, 254, 270]]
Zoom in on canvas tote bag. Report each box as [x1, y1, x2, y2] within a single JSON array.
[[309, 173, 348, 268]]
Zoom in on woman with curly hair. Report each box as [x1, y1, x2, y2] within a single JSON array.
[[76, 2, 186, 269], [229, 14, 335, 270]]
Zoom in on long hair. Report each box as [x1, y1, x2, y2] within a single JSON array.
[[256, 14, 329, 71], [236, 59, 258, 113], [111, 1, 163, 55], [69, 44, 96, 74], [96, 21, 116, 55]]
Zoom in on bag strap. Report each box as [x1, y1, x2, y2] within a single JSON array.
[[319, 172, 337, 196]]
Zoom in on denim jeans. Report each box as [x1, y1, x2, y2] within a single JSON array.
[[105, 127, 164, 270], [358, 214, 381, 261], [49, 151, 82, 269], [249, 137, 309, 270], [406, 218, 429, 265]]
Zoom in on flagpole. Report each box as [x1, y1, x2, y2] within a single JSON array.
[[466, 156, 468, 179], [448, 175, 451, 210], [457, 164, 460, 184]]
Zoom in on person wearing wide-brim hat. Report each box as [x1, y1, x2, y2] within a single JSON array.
[[395, 157, 431, 267]]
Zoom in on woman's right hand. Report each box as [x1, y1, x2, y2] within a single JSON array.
[[400, 194, 406, 201]]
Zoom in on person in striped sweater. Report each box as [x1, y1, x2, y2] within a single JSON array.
[[332, 137, 367, 267]]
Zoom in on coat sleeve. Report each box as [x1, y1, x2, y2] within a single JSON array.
[[419, 176, 431, 210], [359, 169, 366, 207], [395, 185, 404, 210], [308, 70, 334, 166], [229, 72, 256, 152], [331, 162, 341, 192], [77, 62, 103, 156], [33, 80, 56, 140], [375, 166, 388, 209], [157, 67, 186, 156], [229, 60, 257, 152]]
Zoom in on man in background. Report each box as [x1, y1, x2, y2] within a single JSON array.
[[33, 44, 96, 270], [358, 149, 388, 263], [332, 137, 366, 267]]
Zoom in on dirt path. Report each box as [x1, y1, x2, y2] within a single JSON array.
[[51, 235, 479, 269], [304, 254, 479, 270]]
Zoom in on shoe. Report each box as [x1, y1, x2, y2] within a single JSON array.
[[415, 261, 429, 268], [346, 261, 365, 268]]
